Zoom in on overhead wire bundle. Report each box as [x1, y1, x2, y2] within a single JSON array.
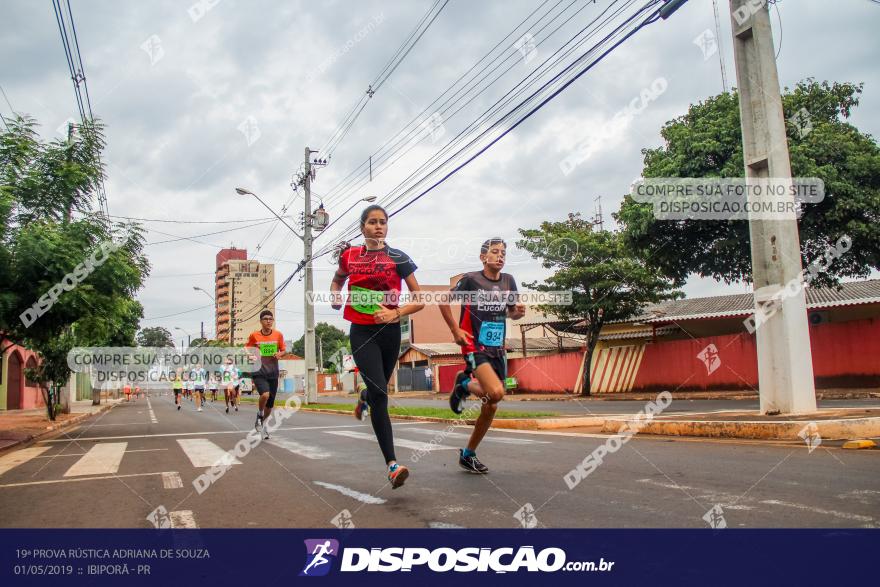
[[52, 0, 110, 218], [315, 0, 665, 258], [240, 0, 684, 322]]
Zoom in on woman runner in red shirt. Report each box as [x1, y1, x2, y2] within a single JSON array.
[[330, 205, 424, 489]]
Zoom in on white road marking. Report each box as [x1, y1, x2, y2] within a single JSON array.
[[314, 481, 386, 504], [405, 428, 551, 445], [177, 439, 241, 468], [0, 471, 173, 488], [428, 522, 467, 529], [42, 423, 426, 443], [33, 448, 168, 459], [162, 471, 183, 489], [0, 446, 50, 476], [64, 443, 128, 477], [759, 499, 874, 523], [325, 430, 457, 451], [170, 510, 198, 528], [638, 478, 873, 522], [147, 397, 158, 424], [265, 437, 333, 460]]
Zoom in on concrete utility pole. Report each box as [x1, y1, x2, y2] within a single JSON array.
[[728, 0, 817, 414], [303, 147, 318, 404]]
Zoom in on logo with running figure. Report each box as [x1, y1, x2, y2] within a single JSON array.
[[300, 539, 339, 577]]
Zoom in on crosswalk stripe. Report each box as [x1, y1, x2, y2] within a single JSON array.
[[0, 471, 175, 489], [177, 439, 241, 468], [162, 471, 183, 489], [324, 430, 457, 451], [265, 437, 332, 460], [404, 428, 552, 445], [0, 446, 51, 476], [64, 443, 128, 477], [42, 423, 420, 443], [170, 510, 198, 528]]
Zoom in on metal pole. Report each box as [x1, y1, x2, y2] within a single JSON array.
[[729, 0, 816, 414], [303, 147, 318, 404]]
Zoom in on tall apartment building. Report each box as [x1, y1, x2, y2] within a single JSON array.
[[215, 248, 275, 345]]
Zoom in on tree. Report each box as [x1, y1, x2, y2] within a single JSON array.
[[189, 337, 231, 348], [616, 79, 880, 286], [137, 327, 175, 348], [291, 322, 349, 369], [0, 116, 150, 416], [518, 214, 682, 395]]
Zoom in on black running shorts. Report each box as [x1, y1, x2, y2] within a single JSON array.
[[252, 376, 279, 407], [464, 352, 507, 381]]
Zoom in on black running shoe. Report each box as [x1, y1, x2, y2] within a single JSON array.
[[449, 371, 469, 415], [459, 450, 489, 474]]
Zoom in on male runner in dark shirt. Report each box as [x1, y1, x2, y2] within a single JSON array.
[[439, 238, 525, 473]]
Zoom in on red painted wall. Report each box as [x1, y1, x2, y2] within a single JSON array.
[[438, 363, 465, 394], [438, 353, 585, 393], [630, 317, 880, 392], [507, 352, 585, 393], [630, 333, 757, 392]]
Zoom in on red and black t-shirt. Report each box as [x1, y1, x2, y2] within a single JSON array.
[[452, 271, 517, 357], [338, 245, 417, 325]]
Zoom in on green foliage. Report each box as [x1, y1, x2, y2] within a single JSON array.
[[291, 322, 349, 369], [518, 213, 682, 393], [0, 115, 150, 417], [616, 79, 880, 285], [138, 327, 175, 347]]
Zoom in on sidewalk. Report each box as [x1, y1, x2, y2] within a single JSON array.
[[0, 399, 120, 454]]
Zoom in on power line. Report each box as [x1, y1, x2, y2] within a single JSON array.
[[142, 303, 214, 321], [247, 0, 679, 325], [144, 219, 278, 246], [319, 0, 450, 159], [316, 0, 644, 252], [52, 0, 110, 217], [320, 0, 594, 211], [108, 214, 278, 224]]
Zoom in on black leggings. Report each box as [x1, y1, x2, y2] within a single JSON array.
[[350, 322, 401, 464]]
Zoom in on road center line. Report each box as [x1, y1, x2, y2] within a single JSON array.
[[313, 481, 387, 504]]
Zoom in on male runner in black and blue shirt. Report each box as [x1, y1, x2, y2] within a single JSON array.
[[439, 238, 525, 474]]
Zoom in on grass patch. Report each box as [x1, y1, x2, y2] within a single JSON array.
[[237, 397, 556, 419]]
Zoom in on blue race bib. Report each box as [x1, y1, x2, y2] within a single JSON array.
[[478, 321, 505, 347]]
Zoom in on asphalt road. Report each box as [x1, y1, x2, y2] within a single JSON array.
[[0, 393, 877, 529], [298, 393, 880, 415]]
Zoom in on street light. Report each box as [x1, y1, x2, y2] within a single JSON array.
[[315, 195, 377, 238], [235, 187, 303, 240], [193, 286, 215, 302], [174, 326, 191, 350]]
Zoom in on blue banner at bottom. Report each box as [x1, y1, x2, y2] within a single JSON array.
[[0, 529, 874, 585]]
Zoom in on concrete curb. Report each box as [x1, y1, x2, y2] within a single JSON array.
[[600, 416, 880, 440], [0, 403, 116, 456]]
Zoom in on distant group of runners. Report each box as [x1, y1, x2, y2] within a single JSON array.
[[171, 358, 243, 413]]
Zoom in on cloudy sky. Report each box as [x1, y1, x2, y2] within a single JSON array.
[[2, 0, 878, 342]]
